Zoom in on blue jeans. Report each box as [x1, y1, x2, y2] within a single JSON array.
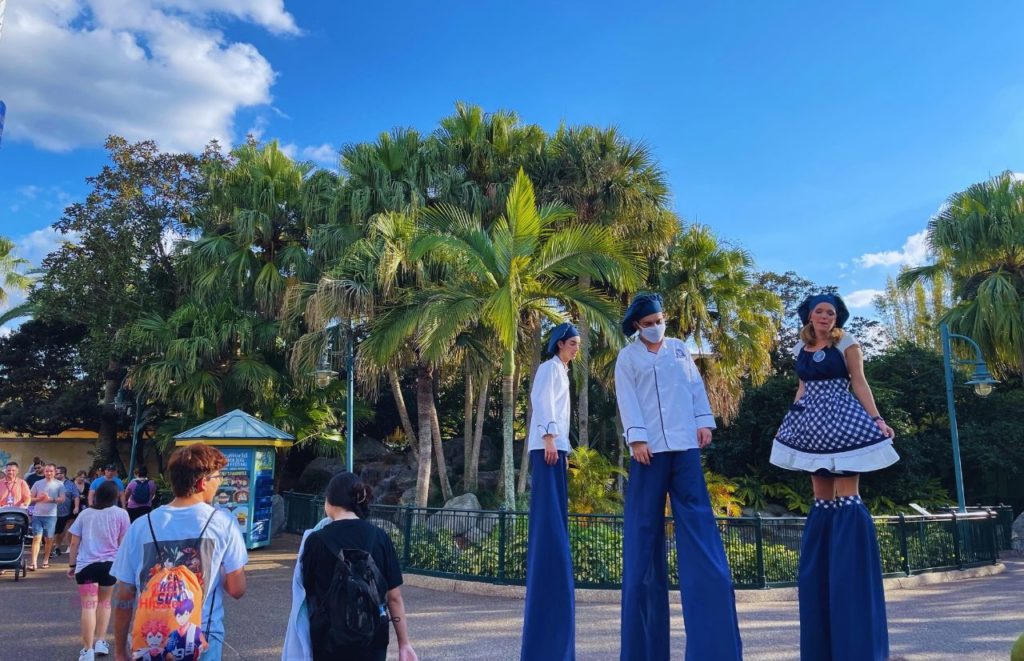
[[30, 515, 57, 538]]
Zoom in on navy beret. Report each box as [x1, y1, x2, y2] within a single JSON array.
[[546, 322, 579, 355], [797, 294, 850, 329], [621, 293, 663, 336]]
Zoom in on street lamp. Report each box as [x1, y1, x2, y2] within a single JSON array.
[[940, 322, 999, 512], [311, 322, 356, 473]]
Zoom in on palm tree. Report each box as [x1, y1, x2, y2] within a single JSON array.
[[538, 125, 671, 447], [899, 171, 1024, 378], [0, 237, 31, 307], [364, 169, 637, 509], [657, 224, 781, 422]]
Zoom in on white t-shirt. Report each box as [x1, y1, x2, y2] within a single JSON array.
[[111, 503, 248, 642], [30, 478, 65, 517], [69, 506, 130, 567]]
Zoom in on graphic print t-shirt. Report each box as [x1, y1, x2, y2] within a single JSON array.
[[110, 503, 248, 641]]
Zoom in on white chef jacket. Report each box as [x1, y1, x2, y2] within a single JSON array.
[[527, 356, 572, 452], [614, 336, 716, 454]]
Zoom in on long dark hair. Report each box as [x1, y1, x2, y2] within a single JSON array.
[[323, 472, 372, 519], [93, 480, 119, 510]]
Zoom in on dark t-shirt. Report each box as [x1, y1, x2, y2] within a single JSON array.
[[301, 519, 402, 658], [25, 472, 45, 488]]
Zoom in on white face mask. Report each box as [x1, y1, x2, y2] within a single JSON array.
[[639, 322, 666, 343]]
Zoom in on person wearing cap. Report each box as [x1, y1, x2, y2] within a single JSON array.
[[770, 293, 897, 661], [88, 465, 124, 508], [614, 293, 742, 661], [520, 322, 579, 661]]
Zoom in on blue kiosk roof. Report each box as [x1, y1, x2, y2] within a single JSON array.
[[173, 409, 295, 445]]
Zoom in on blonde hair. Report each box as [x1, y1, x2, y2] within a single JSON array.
[[799, 323, 844, 347]]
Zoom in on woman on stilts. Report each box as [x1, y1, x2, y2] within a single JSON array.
[[770, 294, 899, 661], [520, 322, 579, 661]]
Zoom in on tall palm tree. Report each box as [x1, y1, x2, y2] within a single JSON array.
[[657, 224, 781, 421], [538, 125, 670, 447], [364, 170, 637, 508], [899, 171, 1024, 378]]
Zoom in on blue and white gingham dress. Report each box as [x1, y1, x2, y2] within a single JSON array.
[[770, 339, 899, 474]]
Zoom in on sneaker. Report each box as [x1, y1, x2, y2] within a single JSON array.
[[78, 648, 95, 661], [93, 640, 109, 656], [54, 547, 63, 557]]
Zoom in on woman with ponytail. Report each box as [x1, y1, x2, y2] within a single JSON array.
[[289, 472, 417, 661]]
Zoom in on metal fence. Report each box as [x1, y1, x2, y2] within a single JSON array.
[[283, 492, 1010, 590]]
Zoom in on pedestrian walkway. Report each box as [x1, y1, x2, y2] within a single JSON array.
[[2, 535, 1020, 660]]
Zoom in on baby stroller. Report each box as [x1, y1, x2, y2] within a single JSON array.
[[0, 507, 29, 580]]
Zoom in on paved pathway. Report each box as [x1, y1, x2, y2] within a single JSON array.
[[2, 536, 1021, 660]]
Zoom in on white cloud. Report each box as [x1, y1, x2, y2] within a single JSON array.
[[279, 142, 299, 159], [0, 0, 299, 152], [302, 143, 337, 166], [16, 226, 77, 268], [855, 230, 930, 269], [844, 289, 884, 309]]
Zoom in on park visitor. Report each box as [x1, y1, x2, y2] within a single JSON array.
[[770, 293, 898, 661], [614, 292, 743, 661], [67, 479, 130, 661], [520, 321, 579, 661], [1, 460, 31, 508], [111, 443, 248, 661], [123, 465, 157, 522], [289, 471, 417, 661], [88, 464, 124, 507], [28, 462, 66, 570], [54, 465, 82, 556]]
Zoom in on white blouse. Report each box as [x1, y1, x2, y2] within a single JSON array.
[[614, 337, 716, 455], [527, 356, 572, 452]]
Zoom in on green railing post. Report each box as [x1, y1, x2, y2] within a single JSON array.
[[985, 509, 997, 564], [403, 504, 413, 567], [754, 513, 767, 589], [897, 513, 911, 576], [497, 505, 507, 584], [951, 511, 963, 570]]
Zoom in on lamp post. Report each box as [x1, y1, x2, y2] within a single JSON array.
[[312, 321, 356, 473], [940, 322, 998, 512]]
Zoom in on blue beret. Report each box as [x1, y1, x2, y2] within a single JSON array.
[[798, 294, 850, 328], [546, 322, 579, 355], [621, 293, 663, 336]]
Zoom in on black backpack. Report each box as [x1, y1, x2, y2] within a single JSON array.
[[310, 537, 389, 649], [133, 479, 152, 505]]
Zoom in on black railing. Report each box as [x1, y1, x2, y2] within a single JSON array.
[[283, 492, 1008, 590]]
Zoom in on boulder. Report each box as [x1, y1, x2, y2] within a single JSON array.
[[354, 436, 389, 462], [462, 525, 491, 546], [296, 456, 346, 493], [426, 492, 483, 535], [270, 494, 286, 538], [1012, 512, 1024, 553], [367, 517, 404, 547]]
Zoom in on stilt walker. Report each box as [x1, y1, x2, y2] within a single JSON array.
[[521, 322, 579, 661], [770, 293, 899, 661], [614, 293, 743, 661]]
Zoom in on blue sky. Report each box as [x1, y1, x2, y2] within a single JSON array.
[[2, 1, 1023, 321]]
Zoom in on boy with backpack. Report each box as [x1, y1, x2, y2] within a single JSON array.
[[111, 444, 247, 661], [123, 466, 156, 522]]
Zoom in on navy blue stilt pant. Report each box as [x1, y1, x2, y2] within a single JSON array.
[[521, 450, 575, 661], [829, 495, 889, 661], [799, 499, 835, 660], [620, 450, 742, 661]]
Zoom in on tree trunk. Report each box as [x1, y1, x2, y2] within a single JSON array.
[[388, 366, 418, 459], [517, 321, 543, 495], [500, 350, 516, 509], [577, 273, 591, 448], [466, 371, 490, 493], [463, 366, 473, 493], [97, 359, 124, 470], [414, 362, 434, 507], [430, 385, 453, 503]]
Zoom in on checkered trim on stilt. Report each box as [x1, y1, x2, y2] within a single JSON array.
[[834, 495, 863, 507], [813, 498, 834, 509]]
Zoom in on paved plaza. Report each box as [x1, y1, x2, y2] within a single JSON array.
[[2, 535, 1021, 660]]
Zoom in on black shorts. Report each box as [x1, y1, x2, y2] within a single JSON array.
[[75, 561, 116, 586], [56, 514, 74, 535], [127, 506, 152, 522]]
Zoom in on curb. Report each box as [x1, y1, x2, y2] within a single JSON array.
[[402, 563, 1006, 604]]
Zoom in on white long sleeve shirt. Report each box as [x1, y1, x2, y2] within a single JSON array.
[[527, 356, 572, 452], [614, 337, 716, 455]]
